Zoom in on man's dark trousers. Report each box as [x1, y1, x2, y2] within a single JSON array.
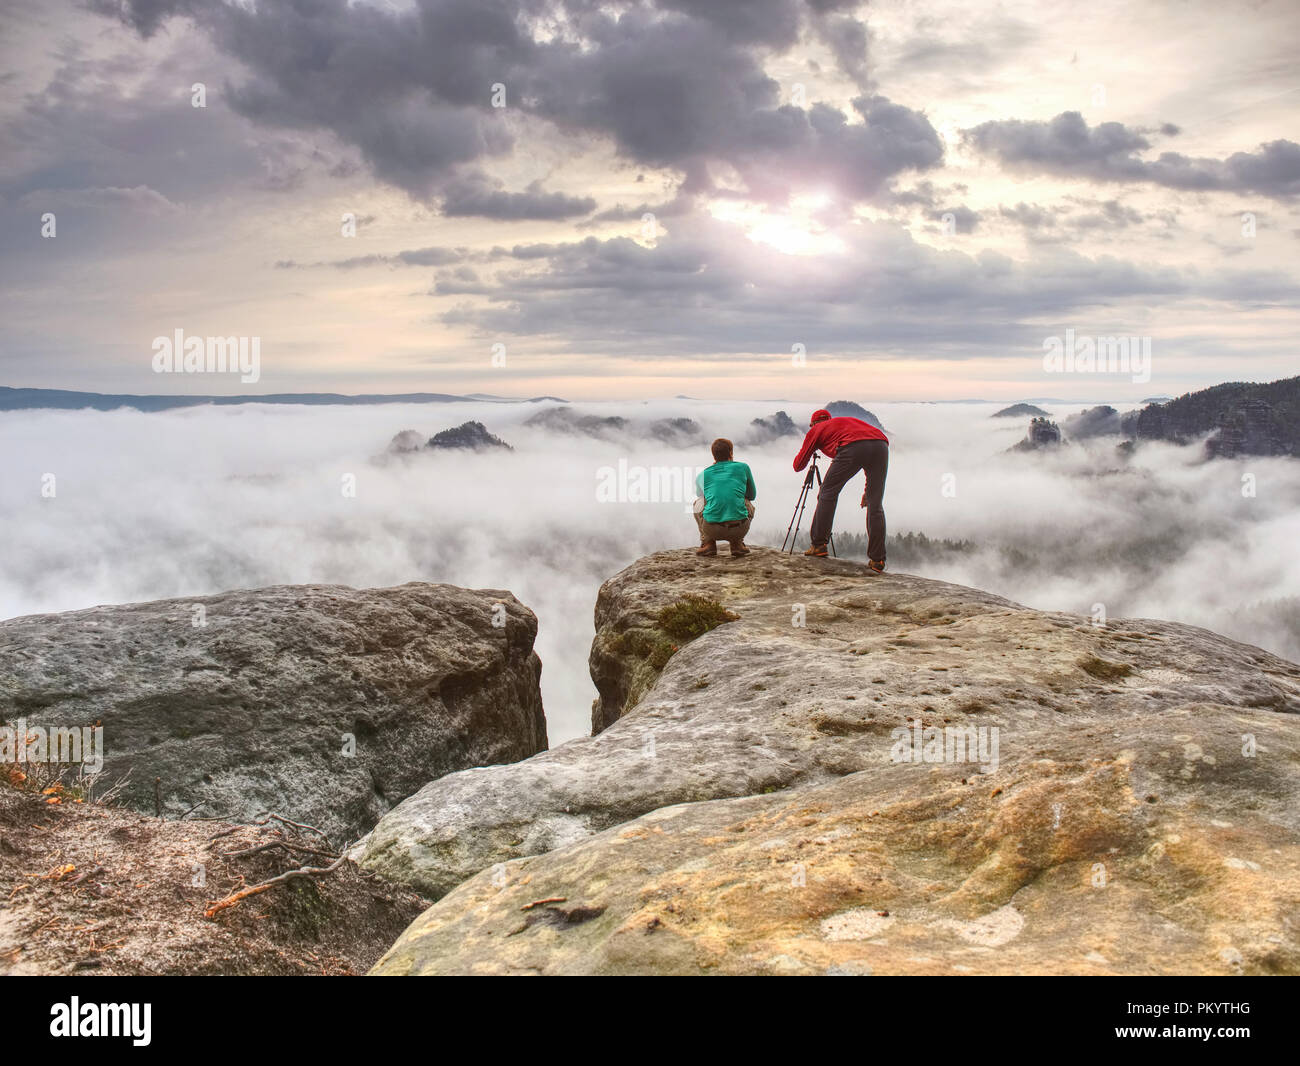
[[809, 438, 888, 563]]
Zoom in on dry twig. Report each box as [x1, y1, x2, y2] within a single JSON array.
[[204, 852, 349, 919]]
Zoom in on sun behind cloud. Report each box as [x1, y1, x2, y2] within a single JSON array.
[[708, 194, 847, 257]]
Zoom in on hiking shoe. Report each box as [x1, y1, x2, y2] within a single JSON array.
[[696, 542, 718, 557], [730, 543, 751, 557], [867, 559, 886, 574], [804, 543, 828, 558]]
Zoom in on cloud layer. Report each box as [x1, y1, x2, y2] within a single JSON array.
[[3, 399, 1297, 743]]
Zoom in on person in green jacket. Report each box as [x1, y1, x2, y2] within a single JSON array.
[[693, 437, 756, 557]]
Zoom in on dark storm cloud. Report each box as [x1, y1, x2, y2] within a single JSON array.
[[965, 111, 1300, 200], [275, 246, 471, 270], [0, 28, 301, 207], [814, 13, 872, 88], [435, 213, 1295, 356], [440, 174, 597, 219], [431, 265, 491, 294], [589, 193, 695, 223], [1071, 199, 1147, 230], [87, 0, 941, 208], [998, 199, 1147, 234], [656, 0, 803, 47]]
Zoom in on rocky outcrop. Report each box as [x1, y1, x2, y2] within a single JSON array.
[[1205, 399, 1289, 459], [647, 417, 705, 446], [1124, 375, 1299, 458], [427, 421, 512, 450], [1010, 416, 1062, 451], [0, 583, 547, 844], [745, 410, 801, 444], [363, 550, 1300, 977], [524, 406, 628, 438]]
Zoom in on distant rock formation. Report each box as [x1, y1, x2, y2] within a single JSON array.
[[1064, 405, 1124, 439], [367, 549, 1300, 974], [386, 429, 425, 454], [1122, 375, 1299, 458], [524, 406, 628, 439], [1205, 399, 1289, 459], [0, 583, 548, 843], [427, 421, 512, 450], [647, 417, 705, 446], [745, 410, 800, 444], [993, 403, 1049, 418], [825, 400, 884, 429], [1010, 416, 1063, 451]]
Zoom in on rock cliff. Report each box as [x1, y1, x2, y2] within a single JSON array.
[[1009, 416, 1063, 451], [1123, 375, 1299, 457], [369, 548, 1300, 975], [0, 583, 547, 843]]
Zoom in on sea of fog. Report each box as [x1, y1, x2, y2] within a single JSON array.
[[3, 398, 1298, 743]]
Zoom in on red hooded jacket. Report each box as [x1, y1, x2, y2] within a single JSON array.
[[793, 416, 888, 471]]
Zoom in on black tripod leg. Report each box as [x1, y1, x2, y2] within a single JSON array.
[[781, 480, 807, 552], [810, 464, 836, 557], [783, 470, 816, 553]]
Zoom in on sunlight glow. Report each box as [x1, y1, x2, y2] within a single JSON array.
[[708, 196, 846, 256]]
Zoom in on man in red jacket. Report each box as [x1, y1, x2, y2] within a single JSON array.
[[793, 409, 889, 571]]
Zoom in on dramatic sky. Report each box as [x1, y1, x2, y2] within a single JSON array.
[[2, 0, 1298, 400]]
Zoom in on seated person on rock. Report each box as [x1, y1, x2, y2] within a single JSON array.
[[693, 437, 756, 557]]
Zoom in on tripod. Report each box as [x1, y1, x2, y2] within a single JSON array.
[[781, 454, 836, 556]]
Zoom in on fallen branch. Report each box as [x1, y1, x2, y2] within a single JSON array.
[[521, 896, 567, 911], [204, 852, 350, 919], [251, 813, 333, 847], [222, 840, 336, 862]]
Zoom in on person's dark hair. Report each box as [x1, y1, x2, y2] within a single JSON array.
[[711, 437, 734, 462]]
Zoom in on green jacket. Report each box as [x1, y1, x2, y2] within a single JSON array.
[[696, 460, 756, 523]]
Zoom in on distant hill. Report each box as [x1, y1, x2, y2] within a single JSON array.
[[0, 386, 566, 412], [427, 421, 512, 451], [993, 403, 1049, 418], [824, 400, 884, 429], [1122, 375, 1300, 457]]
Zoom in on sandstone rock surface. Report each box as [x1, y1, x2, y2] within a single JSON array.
[[369, 548, 1300, 974], [0, 583, 547, 843]]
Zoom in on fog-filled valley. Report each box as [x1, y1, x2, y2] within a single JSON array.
[[4, 397, 1297, 743]]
